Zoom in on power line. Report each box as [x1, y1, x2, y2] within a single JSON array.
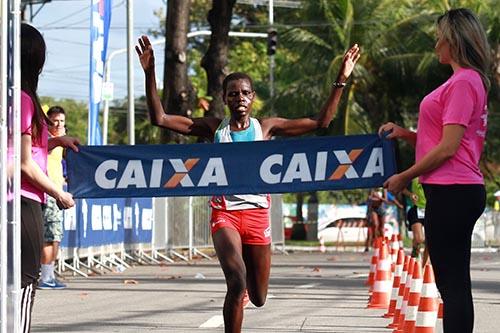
[[38, 3, 91, 28], [45, 36, 89, 46], [40, 0, 125, 29], [43, 64, 88, 73]]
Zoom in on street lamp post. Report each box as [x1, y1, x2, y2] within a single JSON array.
[[126, 0, 135, 145]]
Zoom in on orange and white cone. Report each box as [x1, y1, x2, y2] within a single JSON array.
[[384, 249, 404, 318], [403, 259, 423, 333], [367, 241, 392, 309], [366, 237, 381, 287], [394, 257, 416, 332], [387, 255, 410, 329], [397, 232, 404, 248], [437, 299, 443, 319], [414, 264, 439, 333], [390, 234, 400, 264]]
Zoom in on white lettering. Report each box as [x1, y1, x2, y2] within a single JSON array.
[[260, 154, 283, 184], [169, 159, 194, 187], [334, 150, 359, 178], [362, 148, 384, 177], [149, 159, 163, 187], [198, 158, 228, 186], [95, 160, 118, 189], [314, 151, 328, 181], [282, 153, 312, 183], [117, 160, 147, 188]]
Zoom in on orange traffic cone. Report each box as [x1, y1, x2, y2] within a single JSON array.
[[414, 264, 439, 333], [367, 241, 392, 309], [403, 260, 423, 333], [384, 249, 404, 318], [390, 234, 400, 264], [387, 255, 410, 329], [394, 257, 416, 332], [437, 299, 443, 319], [366, 237, 381, 287], [397, 232, 404, 248]]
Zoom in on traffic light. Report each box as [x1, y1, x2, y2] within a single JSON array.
[[267, 29, 278, 56]]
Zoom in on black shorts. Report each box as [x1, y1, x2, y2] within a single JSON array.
[[21, 196, 44, 288], [406, 205, 424, 228], [366, 206, 386, 227]]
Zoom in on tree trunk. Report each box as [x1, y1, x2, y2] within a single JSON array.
[[201, 0, 236, 119], [296, 192, 304, 222], [307, 192, 318, 224], [162, 0, 196, 143]]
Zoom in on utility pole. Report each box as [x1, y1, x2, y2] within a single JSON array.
[[268, 0, 276, 116], [126, 0, 135, 144], [268, 0, 274, 101]]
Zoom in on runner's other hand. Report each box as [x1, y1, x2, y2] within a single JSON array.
[[135, 35, 155, 74], [338, 44, 361, 81]]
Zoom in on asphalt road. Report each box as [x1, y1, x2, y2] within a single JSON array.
[[32, 249, 500, 333]]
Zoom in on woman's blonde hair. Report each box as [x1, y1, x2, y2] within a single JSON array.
[[437, 8, 491, 89]]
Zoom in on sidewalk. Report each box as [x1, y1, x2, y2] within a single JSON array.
[[32, 251, 500, 332]]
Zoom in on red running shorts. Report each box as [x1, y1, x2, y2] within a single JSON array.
[[210, 208, 271, 245]]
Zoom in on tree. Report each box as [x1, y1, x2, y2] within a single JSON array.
[[162, 0, 196, 143], [276, 0, 499, 205], [201, 0, 237, 119]]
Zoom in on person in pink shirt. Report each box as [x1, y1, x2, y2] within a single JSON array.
[[378, 8, 490, 333], [20, 23, 79, 333]]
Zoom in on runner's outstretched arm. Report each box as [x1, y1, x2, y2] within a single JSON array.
[[261, 44, 361, 138], [135, 35, 219, 139]]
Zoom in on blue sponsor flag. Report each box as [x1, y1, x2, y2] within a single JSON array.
[[88, 0, 112, 145], [67, 135, 396, 198]]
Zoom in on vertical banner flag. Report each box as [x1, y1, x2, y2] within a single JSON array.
[[88, 0, 112, 145]]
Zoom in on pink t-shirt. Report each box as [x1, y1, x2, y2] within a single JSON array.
[[21, 90, 48, 203], [416, 68, 487, 185]]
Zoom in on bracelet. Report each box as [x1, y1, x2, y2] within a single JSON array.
[[332, 82, 347, 88]]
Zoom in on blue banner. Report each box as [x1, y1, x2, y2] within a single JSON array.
[[61, 197, 153, 248], [67, 134, 396, 198], [88, 0, 112, 145]]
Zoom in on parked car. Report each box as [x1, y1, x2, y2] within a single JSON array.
[[317, 217, 368, 244]]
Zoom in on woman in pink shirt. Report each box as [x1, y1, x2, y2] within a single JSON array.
[[20, 23, 79, 333], [379, 9, 490, 333]]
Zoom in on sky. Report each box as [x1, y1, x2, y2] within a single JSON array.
[[31, 0, 167, 101]]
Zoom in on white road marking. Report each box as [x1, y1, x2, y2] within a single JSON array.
[[295, 284, 317, 289], [199, 315, 224, 328]]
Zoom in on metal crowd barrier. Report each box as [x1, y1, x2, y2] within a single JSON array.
[[57, 195, 284, 277]]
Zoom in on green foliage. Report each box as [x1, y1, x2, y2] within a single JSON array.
[[274, 0, 499, 204], [40, 1, 498, 206]]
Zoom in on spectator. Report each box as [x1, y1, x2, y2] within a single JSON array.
[[20, 23, 79, 332], [379, 8, 490, 332], [402, 179, 428, 264], [38, 106, 68, 290]]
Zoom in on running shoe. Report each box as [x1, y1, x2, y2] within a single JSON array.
[[37, 278, 67, 290], [242, 289, 250, 309]]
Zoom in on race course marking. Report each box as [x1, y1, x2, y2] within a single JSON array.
[[295, 284, 317, 289], [200, 315, 224, 328]]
